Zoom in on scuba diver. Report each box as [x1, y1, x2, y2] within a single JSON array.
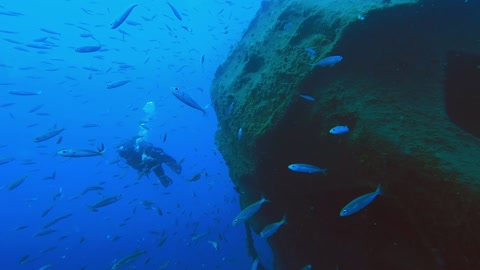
[[117, 136, 182, 187]]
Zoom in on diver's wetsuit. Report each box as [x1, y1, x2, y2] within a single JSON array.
[[117, 137, 182, 187]]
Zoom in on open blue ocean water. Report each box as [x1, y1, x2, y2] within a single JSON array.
[[0, 1, 270, 269]]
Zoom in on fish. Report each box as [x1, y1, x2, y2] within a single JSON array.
[[226, 102, 235, 116], [260, 214, 287, 238], [283, 22, 293, 30], [34, 128, 65, 142], [70, 186, 104, 200], [232, 195, 270, 225], [171, 87, 209, 114], [208, 240, 219, 250], [340, 184, 382, 216], [28, 104, 44, 113], [42, 214, 73, 229], [329, 125, 349, 135], [111, 4, 138, 29], [41, 205, 54, 217], [111, 250, 147, 269], [106, 80, 130, 89], [288, 163, 327, 175], [8, 90, 41, 95], [188, 173, 201, 182], [305, 48, 316, 60], [0, 156, 15, 165], [238, 128, 243, 141], [311, 55, 343, 67], [57, 144, 105, 158], [75, 45, 101, 53], [302, 265, 312, 270], [88, 195, 122, 211], [167, 2, 182, 21], [299, 94, 315, 101], [40, 28, 60, 35], [7, 175, 28, 191]]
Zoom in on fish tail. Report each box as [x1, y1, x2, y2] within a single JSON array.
[[98, 143, 105, 154], [282, 213, 287, 225], [202, 104, 211, 117], [321, 168, 327, 176], [261, 193, 270, 203], [376, 184, 382, 196]]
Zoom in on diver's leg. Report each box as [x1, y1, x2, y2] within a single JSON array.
[[153, 166, 173, 187], [161, 154, 182, 174]]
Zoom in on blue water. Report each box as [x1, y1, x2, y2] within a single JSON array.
[[0, 1, 269, 269]]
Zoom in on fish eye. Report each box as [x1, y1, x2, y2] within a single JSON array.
[[233, 219, 237, 223], [342, 210, 347, 215]]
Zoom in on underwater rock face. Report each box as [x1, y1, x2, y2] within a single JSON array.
[[211, 0, 480, 269], [444, 51, 480, 138]]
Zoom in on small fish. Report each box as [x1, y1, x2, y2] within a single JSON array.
[[299, 94, 315, 101], [288, 163, 327, 175], [167, 2, 182, 21], [237, 128, 243, 141], [232, 195, 270, 225], [260, 214, 287, 238], [42, 213, 73, 229], [8, 90, 41, 95], [226, 102, 235, 116], [111, 250, 146, 269], [28, 104, 44, 113], [111, 4, 138, 29], [88, 194, 122, 211], [340, 184, 382, 216], [283, 22, 293, 30], [208, 240, 219, 250], [329, 125, 349, 135], [305, 48, 316, 60], [106, 80, 130, 89], [302, 265, 312, 270], [311, 56, 343, 67], [171, 87, 209, 114], [188, 173, 201, 182], [40, 28, 60, 35], [57, 144, 105, 158], [181, 25, 192, 32], [75, 45, 101, 53], [34, 128, 65, 142], [7, 175, 28, 191], [0, 156, 15, 165]]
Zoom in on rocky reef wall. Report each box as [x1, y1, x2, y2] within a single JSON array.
[[211, 0, 480, 269]]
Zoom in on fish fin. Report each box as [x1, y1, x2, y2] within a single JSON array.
[[376, 184, 382, 196], [98, 143, 105, 154], [202, 104, 211, 117], [261, 193, 270, 203]]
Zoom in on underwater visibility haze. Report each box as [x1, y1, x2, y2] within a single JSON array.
[[1, 0, 480, 269]]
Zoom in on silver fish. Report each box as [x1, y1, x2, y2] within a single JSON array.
[[260, 214, 287, 238], [89, 194, 122, 211], [111, 4, 138, 29], [288, 163, 327, 175], [75, 45, 101, 53], [171, 87, 208, 114], [34, 128, 64, 142], [58, 144, 105, 158], [232, 195, 269, 225], [340, 184, 382, 216], [106, 80, 130, 89]]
